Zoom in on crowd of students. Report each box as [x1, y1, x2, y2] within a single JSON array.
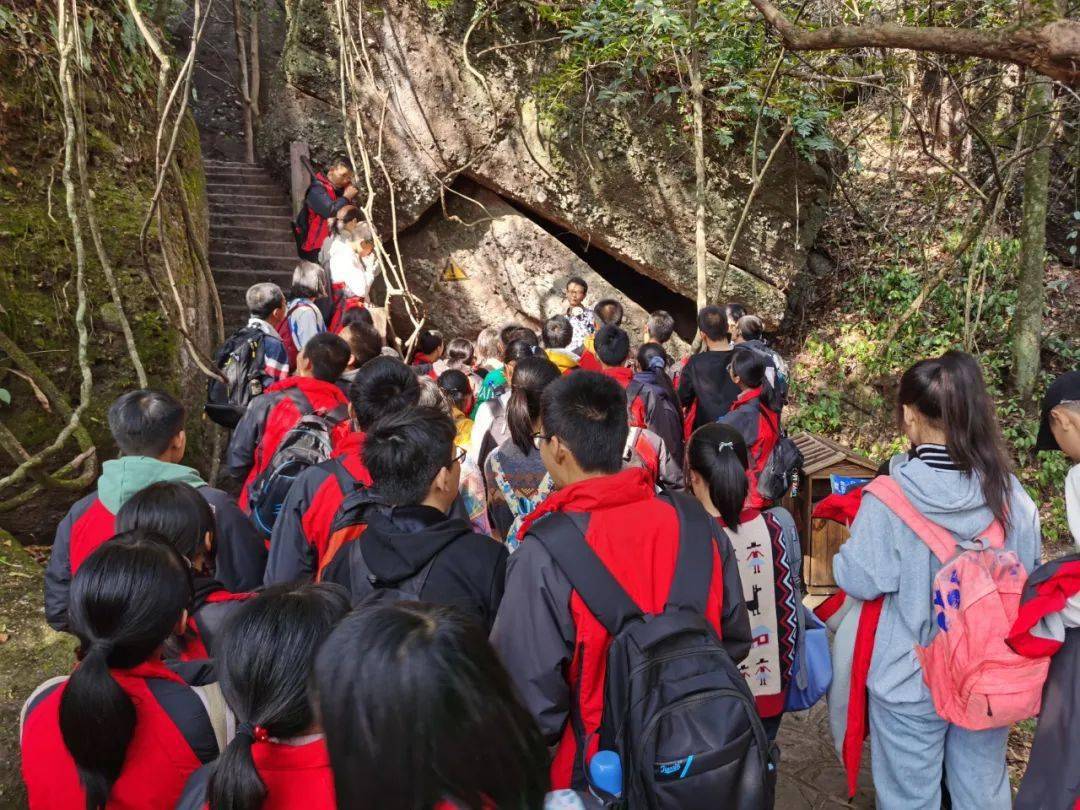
[[20, 179, 1080, 810]]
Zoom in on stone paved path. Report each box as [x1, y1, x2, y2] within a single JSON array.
[[775, 703, 875, 809]]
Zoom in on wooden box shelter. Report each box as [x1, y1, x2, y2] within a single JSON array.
[[780, 433, 880, 596]]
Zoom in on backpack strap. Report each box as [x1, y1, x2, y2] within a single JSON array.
[[625, 379, 644, 409], [531, 511, 643, 636], [864, 476, 1004, 563], [659, 490, 715, 615], [353, 540, 440, 598], [283, 386, 314, 415]]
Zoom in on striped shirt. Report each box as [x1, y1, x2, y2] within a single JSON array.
[[913, 443, 960, 471], [247, 317, 290, 383]]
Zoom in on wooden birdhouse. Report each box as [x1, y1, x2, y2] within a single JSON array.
[[780, 433, 879, 596]]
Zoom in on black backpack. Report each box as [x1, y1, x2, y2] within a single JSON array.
[[757, 408, 803, 502], [206, 326, 267, 429], [532, 491, 776, 809], [344, 539, 440, 606], [248, 392, 349, 537]]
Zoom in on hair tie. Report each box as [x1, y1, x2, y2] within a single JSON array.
[[88, 638, 115, 658], [648, 356, 666, 371], [717, 441, 734, 454], [236, 721, 270, 743]]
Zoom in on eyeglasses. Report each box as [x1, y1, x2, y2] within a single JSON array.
[[531, 432, 553, 451], [449, 446, 467, 467]]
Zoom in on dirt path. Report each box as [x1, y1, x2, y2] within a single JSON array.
[[775, 704, 875, 809]]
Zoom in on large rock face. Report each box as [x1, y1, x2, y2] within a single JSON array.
[[261, 0, 833, 327], [397, 179, 686, 351]]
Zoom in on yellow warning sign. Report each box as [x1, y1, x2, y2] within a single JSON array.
[[442, 261, 468, 281]]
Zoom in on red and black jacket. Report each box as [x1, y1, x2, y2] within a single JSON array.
[[45, 488, 265, 633], [489, 467, 751, 790], [264, 431, 372, 585], [296, 173, 348, 253], [1009, 552, 1080, 810], [21, 659, 219, 809], [176, 737, 336, 810], [225, 377, 351, 511], [718, 387, 780, 510], [170, 577, 256, 661]]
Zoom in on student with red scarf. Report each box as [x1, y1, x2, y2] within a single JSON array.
[[22, 531, 222, 809], [176, 584, 349, 810], [264, 356, 421, 585], [227, 333, 352, 512], [490, 371, 750, 790], [115, 481, 254, 662], [718, 347, 781, 510]]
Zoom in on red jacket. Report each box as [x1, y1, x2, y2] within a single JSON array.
[[300, 174, 340, 252], [264, 431, 372, 584], [718, 387, 780, 510], [599, 365, 648, 428], [176, 737, 335, 810], [46, 487, 265, 633], [175, 578, 255, 661], [22, 660, 219, 809], [490, 467, 751, 789], [226, 377, 351, 511]]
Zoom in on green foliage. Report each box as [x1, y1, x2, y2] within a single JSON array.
[[533, 0, 838, 155], [788, 232, 1076, 552]]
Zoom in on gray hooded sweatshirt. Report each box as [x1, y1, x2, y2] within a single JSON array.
[[833, 455, 1041, 709]]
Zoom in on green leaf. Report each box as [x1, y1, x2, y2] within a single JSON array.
[[0, 388, 10, 406]]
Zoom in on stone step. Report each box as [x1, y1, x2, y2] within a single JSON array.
[[211, 250, 297, 271], [209, 192, 288, 206], [211, 266, 294, 286], [213, 238, 297, 258], [206, 181, 282, 195], [211, 224, 295, 243], [210, 202, 293, 216], [211, 214, 296, 230], [203, 172, 278, 186], [203, 159, 259, 169]]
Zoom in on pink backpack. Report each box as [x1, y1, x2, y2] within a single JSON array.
[[865, 476, 1049, 730]]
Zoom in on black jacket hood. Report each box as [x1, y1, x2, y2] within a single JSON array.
[[359, 504, 475, 582]]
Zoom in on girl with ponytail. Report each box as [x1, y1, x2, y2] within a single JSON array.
[[686, 423, 803, 740], [116, 481, 255, 661], [175, 583, 350, 810], [21, 529, 223, 809], [832, 350, 1041, 809], [485, 355, 561, 548]]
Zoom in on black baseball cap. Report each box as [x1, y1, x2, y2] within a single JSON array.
[[1036, 370, 1080, 451]]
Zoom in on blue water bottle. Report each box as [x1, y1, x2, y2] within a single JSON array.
[[589, 750, 622, 800]]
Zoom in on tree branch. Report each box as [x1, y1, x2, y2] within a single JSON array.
[[748, 0, 1080, 84]]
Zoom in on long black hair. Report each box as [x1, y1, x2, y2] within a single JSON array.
[[687, 423, 750, 528], [636, 342, 678, 406], [897, 350, 1013, 526], [207, 584, 350, 810], [114, 481, 215, 565], [59, 529, 193, 810], [315, 603, 549, 810], [506, 355, 560, 454]]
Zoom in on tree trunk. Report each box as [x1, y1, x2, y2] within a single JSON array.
[[249, 0, 261, 120], [1011, 75, 1052, 399], [231, 0, 254, 163], [688, 2, 707, 310]]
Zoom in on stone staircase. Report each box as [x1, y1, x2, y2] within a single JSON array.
[[204, 159, 298, 330]]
